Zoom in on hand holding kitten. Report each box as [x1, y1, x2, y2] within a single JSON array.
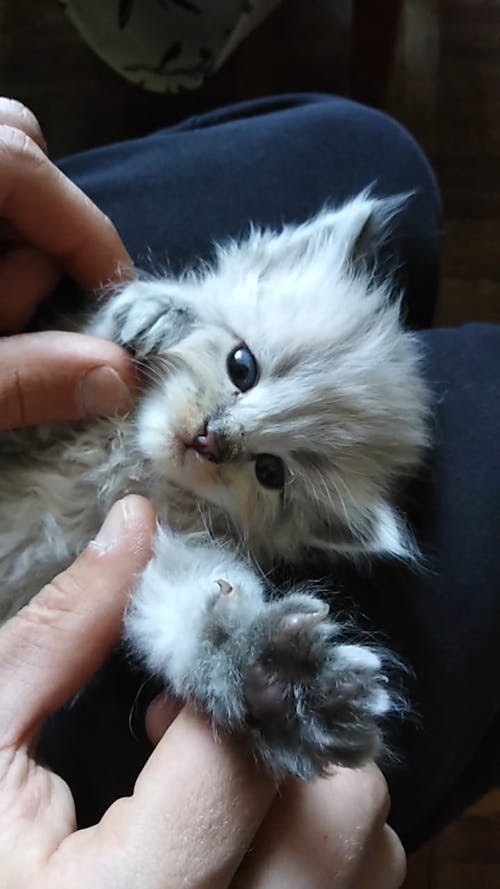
[[0, 95, 408, 887], [0, 495, 405, 889], [0, 97, 135, 428]]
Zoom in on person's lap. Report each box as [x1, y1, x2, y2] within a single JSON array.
[[39, 94, 499, 850], [61, 93, 440, 328]]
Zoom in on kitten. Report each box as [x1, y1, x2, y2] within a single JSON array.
[[0, 192, 428, 779]]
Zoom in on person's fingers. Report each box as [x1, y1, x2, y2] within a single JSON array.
[[0, 125, 132, 292], [0, 108, 57, 329], [0, 330, 137, 427], [232, 764, 396, 889], [83, 707, 276, 889], [0, 246, 61, 332], [0, 106, 130, 329], [0, 98, 47, 151], [0, 495, 157, 748]]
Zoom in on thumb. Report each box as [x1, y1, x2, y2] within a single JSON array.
[[0, 330, 136, 429], [0, 496, 157, 748]]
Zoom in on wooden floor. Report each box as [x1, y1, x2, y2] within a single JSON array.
[[0, 0, 498, 886]]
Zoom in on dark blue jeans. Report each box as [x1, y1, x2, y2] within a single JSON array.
[[40, 94, 500, 852]]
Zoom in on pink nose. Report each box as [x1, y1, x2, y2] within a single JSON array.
[[192, 425, 221, 462]]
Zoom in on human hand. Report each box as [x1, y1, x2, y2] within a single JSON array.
[[0, 493, 405, 888], [0, 98, 136, 429], [0, 92, 406, 885], [0, 495, 276, 889], [230, 764, 407, 889]]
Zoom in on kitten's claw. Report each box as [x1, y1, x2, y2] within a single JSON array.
[[278, 599, 330, 639], [215, 579, 234, 597]]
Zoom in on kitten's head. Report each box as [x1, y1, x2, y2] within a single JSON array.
[[132, 193, 428, 563]]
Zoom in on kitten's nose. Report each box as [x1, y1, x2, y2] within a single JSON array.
[[192, 424, 222, 462]]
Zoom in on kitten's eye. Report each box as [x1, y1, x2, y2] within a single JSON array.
[[227, 343, 258, 392], [255, 454, 285, 489]]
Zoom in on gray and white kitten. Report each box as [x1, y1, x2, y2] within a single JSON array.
[[0, 193, 428, 779]]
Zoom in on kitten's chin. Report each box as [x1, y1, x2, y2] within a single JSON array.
[[178, 444, 220, 486], [147, 437, 220, 497], [136, 413, 221, 499]]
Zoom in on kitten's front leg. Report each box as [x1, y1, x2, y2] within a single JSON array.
[[126, 529, 393, 779], [125, 527, 267, 727]]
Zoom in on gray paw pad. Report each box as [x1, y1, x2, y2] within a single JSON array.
[[241, 595, 392, 777]]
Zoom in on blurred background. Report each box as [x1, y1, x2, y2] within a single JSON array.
[[0, 1, 499, 886]]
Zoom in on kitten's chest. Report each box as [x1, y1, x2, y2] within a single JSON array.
[[0, 418, 242, 612]]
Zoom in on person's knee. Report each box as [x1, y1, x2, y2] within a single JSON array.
[[299, 97, 440, 303], [318, 98, 438, 198]]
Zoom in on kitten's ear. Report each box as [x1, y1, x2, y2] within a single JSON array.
[[306, 501, 415, 561], [327, 191, 408, 266], [258, 191, 408, 272]]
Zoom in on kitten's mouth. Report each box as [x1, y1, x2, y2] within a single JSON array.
[[175, 435, 194, 464], [175, 432, 218, 469], [172, 434, 220, 491]]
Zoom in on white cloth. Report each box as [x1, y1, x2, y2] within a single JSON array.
[[63, 0, 282, 93]]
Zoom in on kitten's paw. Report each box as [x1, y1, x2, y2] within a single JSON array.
[[90, 280, 194, 355], [242, 593, 392, 779]]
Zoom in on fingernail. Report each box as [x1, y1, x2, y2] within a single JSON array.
[[92, 499, 129, 551], [128, 680, 165, 745], [145, 695, 182, 745], [80, 366, 133, 417]]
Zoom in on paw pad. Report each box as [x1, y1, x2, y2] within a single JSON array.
[[278, 601, 330, 641]]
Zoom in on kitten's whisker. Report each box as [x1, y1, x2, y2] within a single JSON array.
[[312, 465, 352, 529], [328, 478, 351, 527], [134, 356, 177, 389], [250, 550, 272, 588], [197, 503, 214, 540], [330, 470, 359, 516]]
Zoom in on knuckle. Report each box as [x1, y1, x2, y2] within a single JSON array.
[[17, 570, 86, 633], [0, 97, 32, 117], [0, 97, 27, 111], [38, 568, 86, 614], [0, 97, 40, 129], [17, 101, 42, 133], [0, 99, 46, 151], [0, 124, 44, 166]]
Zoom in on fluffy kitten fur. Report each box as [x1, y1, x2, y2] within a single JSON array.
[[0, 193, 428, 778]]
